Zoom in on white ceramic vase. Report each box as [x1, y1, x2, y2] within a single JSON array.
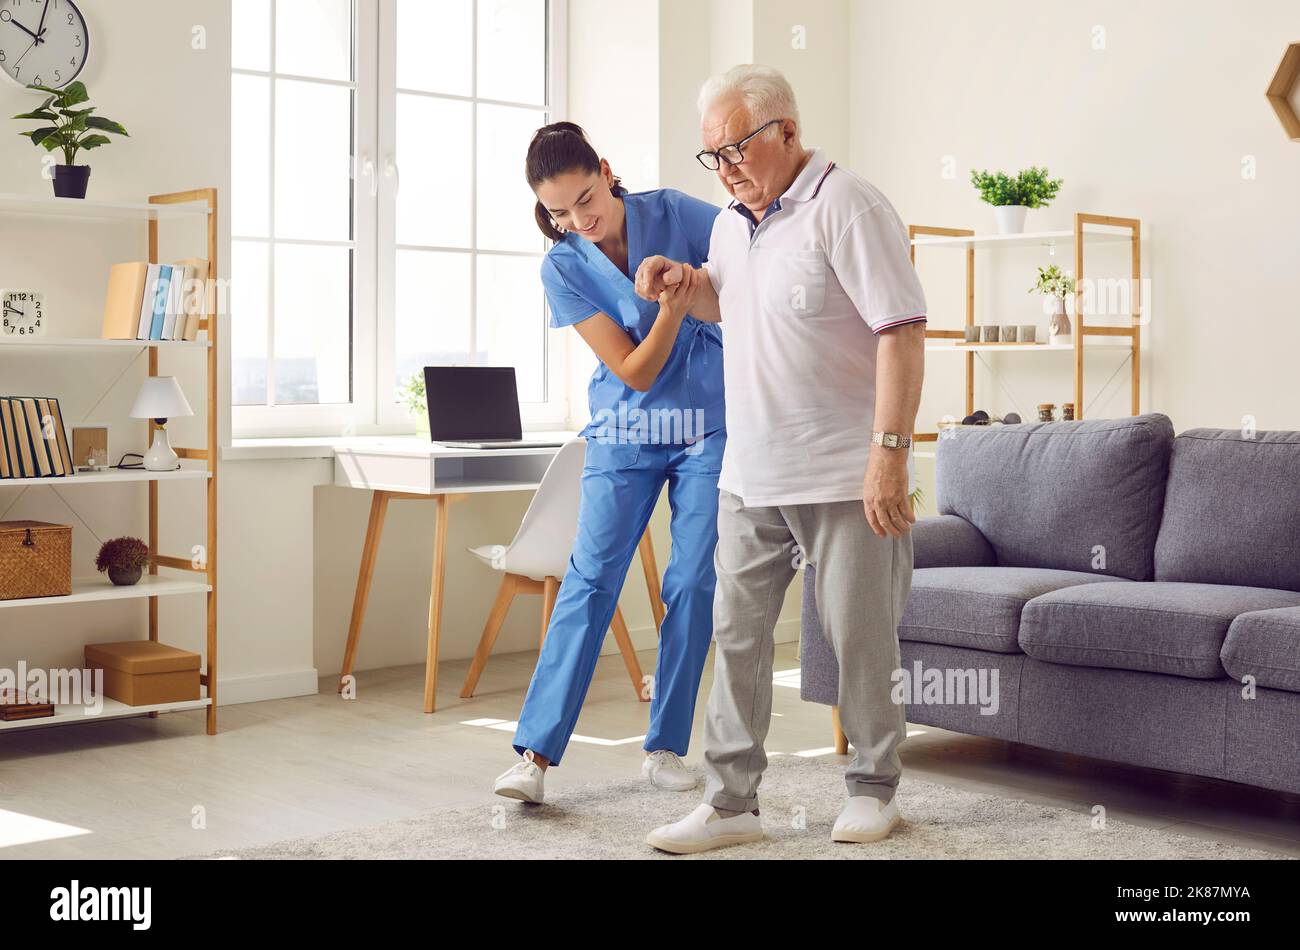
[[1047, 296, 1072, 346], [994, 205, 1029, 235]]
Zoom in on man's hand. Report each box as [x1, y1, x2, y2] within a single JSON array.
[[863, 447, 916, 538], [635, 255, 687, 302]]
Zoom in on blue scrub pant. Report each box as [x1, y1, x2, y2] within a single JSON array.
[[512, 431, 724, 766]]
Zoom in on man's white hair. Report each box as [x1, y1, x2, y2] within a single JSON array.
[[697, 64, 800, 130]]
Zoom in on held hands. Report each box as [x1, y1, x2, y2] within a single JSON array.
[[636, 255, 698, 320], [863, 447, 917, 538]]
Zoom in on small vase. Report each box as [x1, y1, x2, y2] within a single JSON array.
[[1048, 297, 1072, 346], [994, 204, 1028, 235], [52, 165, 91, 199], [108, 565, 143, 587]]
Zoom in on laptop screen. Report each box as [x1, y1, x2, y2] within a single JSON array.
[[424, 366, 523, 441]]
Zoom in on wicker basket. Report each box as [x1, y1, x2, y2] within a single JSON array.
[[0, 521, 72, 600]]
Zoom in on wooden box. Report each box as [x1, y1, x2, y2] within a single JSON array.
[[0, 521, 72, 600], [85, 641, 201, 707]]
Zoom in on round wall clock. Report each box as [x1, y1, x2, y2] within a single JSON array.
[[0, 0, 89, 91]]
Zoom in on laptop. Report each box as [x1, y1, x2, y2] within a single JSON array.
[[424, 366, 565, 450]]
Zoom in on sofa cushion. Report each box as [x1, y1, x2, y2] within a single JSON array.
[[1222, 607, 1300, 693], [901, 567, 1121, 653], [1020, 582, 1300, 679], [936, 414, 1174, 581], [1155, 428, 1300, 592]]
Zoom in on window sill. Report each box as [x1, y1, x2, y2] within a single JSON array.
[[221, 431, 583, 462]]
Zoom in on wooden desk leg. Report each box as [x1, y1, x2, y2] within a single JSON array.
[[339, 490, 390, 693], [423, 494, 450, 713], [540, 576, 559, 648], [609, 607, 648, 702], [638, 529, 665, 636]]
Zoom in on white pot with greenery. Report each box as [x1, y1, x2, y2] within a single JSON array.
[[399, 372, 429, 435], [971, 166, 1063, 235], [1029, 265, 1077, 345]]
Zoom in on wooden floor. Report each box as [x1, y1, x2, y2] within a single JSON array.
[[2, 642, 1298, 859]]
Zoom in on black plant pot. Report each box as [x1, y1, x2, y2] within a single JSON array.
[[108, 565, 143, 587], [52, 164, 91, 199]]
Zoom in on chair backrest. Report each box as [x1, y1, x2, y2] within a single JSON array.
[[500, 439, 587, 581]]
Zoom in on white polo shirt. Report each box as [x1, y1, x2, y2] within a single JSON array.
[[706, 148, 927, 507]]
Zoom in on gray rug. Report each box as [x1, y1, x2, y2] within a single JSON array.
[[199, 757, 1286, 860]]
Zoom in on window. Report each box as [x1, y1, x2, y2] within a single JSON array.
[[231, 0, 565, 436]]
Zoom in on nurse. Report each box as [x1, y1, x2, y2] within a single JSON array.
[[494, 122, 724, 803]]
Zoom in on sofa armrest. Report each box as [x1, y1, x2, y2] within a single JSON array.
[[913, 515, 996, 569]]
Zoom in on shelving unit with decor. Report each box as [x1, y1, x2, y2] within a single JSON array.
[[0, 189, 219, 735], [909, 213, 1143, 444]]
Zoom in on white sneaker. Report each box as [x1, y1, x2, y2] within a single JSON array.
[[494, 750, 545, 804], [646, 803, 764, 854], [641, 750, 699, 791], [831, 795, 901, 843]]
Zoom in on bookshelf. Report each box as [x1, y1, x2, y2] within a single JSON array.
[[0, 188, 219, 736], [909, 212, 1143, 442]]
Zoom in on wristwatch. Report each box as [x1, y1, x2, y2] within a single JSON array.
[[872, 431, 912, 449]]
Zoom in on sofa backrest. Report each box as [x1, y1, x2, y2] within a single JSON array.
[[1154, 428, 1300, 592], [936, 413, 1174, 581]]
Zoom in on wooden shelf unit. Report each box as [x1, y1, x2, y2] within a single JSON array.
[[909, 213, 1142, 443], [0, 188, 219, 736]]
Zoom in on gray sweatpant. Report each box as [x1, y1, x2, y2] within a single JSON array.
[[702, 488, 913, 812]]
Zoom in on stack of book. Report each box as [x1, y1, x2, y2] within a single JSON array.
[[101, 260, 209, 342], [0, 688, 55, 721], [0, 396, 74, 479]]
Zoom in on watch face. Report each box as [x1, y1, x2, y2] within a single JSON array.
[[0, 0, 89, 90], [2, 290, 44, 335]]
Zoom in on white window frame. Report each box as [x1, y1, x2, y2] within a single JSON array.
[[232, 0, 568, 439]]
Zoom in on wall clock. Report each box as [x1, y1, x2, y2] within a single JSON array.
[[0, 0, 89, 91], [1, 289, 45, 336]]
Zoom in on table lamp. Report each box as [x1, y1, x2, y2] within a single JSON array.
[[130, 376, 194, 471]]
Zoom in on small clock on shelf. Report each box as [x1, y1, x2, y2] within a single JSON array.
[[0, 0, 89, 90], [1, 289, 45, 336]]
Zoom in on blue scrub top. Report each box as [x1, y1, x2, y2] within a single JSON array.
[[540, 188, 725, 443]]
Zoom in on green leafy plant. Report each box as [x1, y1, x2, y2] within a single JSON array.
[[398, 371, 426, 417], [970, 167, 1062, 208], [14, 81, 129, 166], [1029, 264, 1076, 299], [95, 537, 149, 574]]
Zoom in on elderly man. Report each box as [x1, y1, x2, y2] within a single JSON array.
[[637, 65, 927, 853]]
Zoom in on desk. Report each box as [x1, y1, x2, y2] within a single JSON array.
[[327, 434, 665, 713]]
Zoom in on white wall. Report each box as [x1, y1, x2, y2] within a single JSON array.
[[850, 0, 1300, 441]]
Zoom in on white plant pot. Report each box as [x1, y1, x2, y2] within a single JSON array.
[[1047, 297, 1072, 346], [994, 205, 1029, 235]]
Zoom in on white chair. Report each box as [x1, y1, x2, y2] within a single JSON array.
[[459, 439, 651, 701]]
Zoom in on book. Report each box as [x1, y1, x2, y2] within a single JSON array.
[[162, 265, 186, 340], [101, 262, 150, 340], [148, 266, 173, 341], [136, 263, 162, 340], [0, 688, 54, 720], [20, 398, 53, 477], [0, 397, 71, 479], [0, 399, 19, 477], [174, 258, 209, 341]]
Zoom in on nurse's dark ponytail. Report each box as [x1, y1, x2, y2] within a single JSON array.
[[526, 122, 623, 241]]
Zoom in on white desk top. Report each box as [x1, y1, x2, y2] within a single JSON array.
[[222, 431, 582, 462]]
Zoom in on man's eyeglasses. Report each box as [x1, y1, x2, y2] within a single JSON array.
[[695, 119, 782, 171]]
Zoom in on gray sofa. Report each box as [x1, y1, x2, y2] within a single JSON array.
[[800, 413, 1300, 797]]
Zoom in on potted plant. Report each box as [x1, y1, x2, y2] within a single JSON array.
[[1029, 264, 1077, 345], [95, 537, 150, 587], [970, 166, 1063, 235], [13, 81, 129, 199], [398, 371, 429, 435]]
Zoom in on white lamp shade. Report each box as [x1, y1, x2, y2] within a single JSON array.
[[130, 376, 194, 419]]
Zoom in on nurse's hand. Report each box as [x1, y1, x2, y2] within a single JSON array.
[[657, 265, 697, 321], [635, 255, 686, 302]]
